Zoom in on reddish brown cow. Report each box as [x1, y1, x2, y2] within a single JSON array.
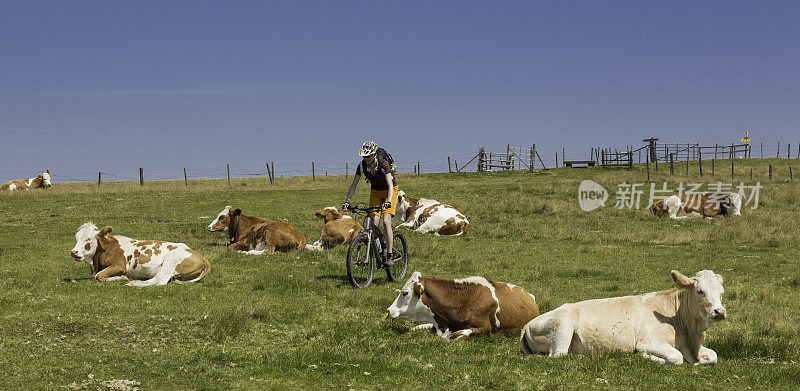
[[207, 206, 306, 254], [305, 207, 363, 251]]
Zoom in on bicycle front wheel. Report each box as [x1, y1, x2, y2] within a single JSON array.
[[386, 232, 409, 282], [346, 234, 375, 288]]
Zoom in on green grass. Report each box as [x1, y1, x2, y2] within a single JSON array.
[[1, 158, 799, 390]]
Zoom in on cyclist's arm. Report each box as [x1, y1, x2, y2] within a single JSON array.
[[345, 165, 361, 203]]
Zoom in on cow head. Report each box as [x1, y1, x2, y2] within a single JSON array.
[[672, 269, 726, 322], [207, 206, 233, 237], [40, 173, 52, 187], [394, 190, 412, 221], [727, 193, 742, 217], [386, 271, 435, 323], [70, 222, 100, 265], [315, 207, 347, 223]]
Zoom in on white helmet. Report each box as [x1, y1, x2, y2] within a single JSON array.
[[359, 141, 378, 157]]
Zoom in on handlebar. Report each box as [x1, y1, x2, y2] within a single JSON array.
[[346, 205, 385, 213]]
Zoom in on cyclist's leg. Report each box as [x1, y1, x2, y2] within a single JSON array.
[[368, 188, 387, 249], [383, 212, 393, 254], [383, 186, 399, 255]]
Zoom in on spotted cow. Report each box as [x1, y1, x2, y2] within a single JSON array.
[[1, 172, 51, 191], [650, 192, 742, 219], [394, 190, 470, 236], [386, 272, 540, 339], [69, 222, 211, 287]]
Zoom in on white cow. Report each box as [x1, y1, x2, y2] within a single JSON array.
[[394, 190, 469, 236], [70, 222, 211, 287], [520, 270, 726, 365]]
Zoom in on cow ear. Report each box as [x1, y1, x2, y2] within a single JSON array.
[[232, 208, 242, 217], [315, 211, 323, 218], [671, 270, 693, 287], [413, 281, 424, 296], [99, 226, 113, 238], [716, 273, 724, 284]]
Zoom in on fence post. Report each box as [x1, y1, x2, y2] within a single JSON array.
[[760, 142, 763, 158], [750, 168, 752, 180], [417, 162, 420, 175], [478, 147, 485, 172], [98, 172, 101, 187], [646, 151, 650, 181], [346, 162, 349, 181], [454, 159, 458, 172], [312, 162, 315, 180], [777, 142, 780, 158], [790, 166, 793, 181], [698, 150, 703, 177], [628, 151, 633, 170], [139, 168, 144, 186], [448, 157, 452, 173], [686, 158, 689, 177], [271, 162, 275, 183], [769, 164, 772, 180], [788, 144, 791, 159], [266, 163, 272, 183], [731, 160, 734, 180], [562, 147, 565, 167], [555, 152, 559, 168], [715, 144, 718, 159], [184, 167, 188, 187], [712, 159, 715, 176], [670, 153, 674, 174], [227, 164, 231, 186], [530, 145, 536, 172], [731, 143, 734, 159]]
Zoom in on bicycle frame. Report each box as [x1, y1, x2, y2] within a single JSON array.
[[351, 206, 387, 264]]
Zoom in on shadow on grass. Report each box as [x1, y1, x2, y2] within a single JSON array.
[[315, 274, 352, 287]]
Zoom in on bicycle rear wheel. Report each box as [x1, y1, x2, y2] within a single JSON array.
[[346, 234, 375, 288], [386, 232, 409, 282]]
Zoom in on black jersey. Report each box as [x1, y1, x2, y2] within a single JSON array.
[[356, 148, 397, 191]]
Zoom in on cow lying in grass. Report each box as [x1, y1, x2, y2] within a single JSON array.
[[650, 192, 741, 219], [207, 206, 306, 254], [1, 172, 51, 191], [69, 222, 211, 287], [394, 190, 470, 236], [520, 270, 726, 365], [305, 207, 362, 251], [386, 272, 539, 339]]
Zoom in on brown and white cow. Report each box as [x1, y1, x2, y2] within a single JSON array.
[[394, 190, 470, 236], [386, 272, 540, 339], [69, 222, 211, 287], [520, 270, 726, 365], [1, 172, 51, 191], [207, 206, 306, 254], [305, 206, 363, 251], [650, 192, 741, 219]]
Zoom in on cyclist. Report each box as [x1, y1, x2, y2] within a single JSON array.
[[342, 141, 399, 266]]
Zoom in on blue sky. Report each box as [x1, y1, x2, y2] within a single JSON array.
[[2, 1, 799, 181]]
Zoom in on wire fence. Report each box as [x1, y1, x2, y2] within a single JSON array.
[[2, 141, 798, 185]]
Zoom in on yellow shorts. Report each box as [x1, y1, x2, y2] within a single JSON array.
[[369, 186, 399, 216]]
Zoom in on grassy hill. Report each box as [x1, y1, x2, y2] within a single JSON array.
[[1, 158, 798, 390]]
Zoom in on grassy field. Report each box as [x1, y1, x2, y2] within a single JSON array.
[[1, 158, 799, 390]]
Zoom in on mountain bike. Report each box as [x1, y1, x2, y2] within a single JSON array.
[[344, 205, 409, 288]]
